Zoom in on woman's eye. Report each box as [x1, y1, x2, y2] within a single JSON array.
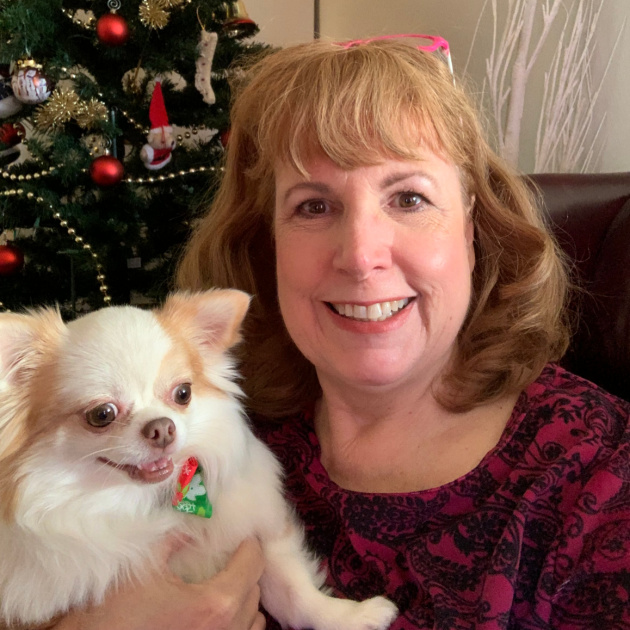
[[396, 191, 425, 209], [173, 383, 192, 405], [86, 403, 118, 428], [297, 199, 329, 216]]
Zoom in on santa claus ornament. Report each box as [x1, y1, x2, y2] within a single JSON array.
[[140, 80, 175, 170]]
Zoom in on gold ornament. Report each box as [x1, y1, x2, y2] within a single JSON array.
[[61, 8, 96, 30], [139, 0, 170, 29], [33, 88, 81, 130], [75, 98, 109, 129], [122, 66, 146, 95]]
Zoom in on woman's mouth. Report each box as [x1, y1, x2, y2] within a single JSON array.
[[328, 298, 411, 322]]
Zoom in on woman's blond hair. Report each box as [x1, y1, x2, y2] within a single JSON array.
[[176, 39, 570, 416]]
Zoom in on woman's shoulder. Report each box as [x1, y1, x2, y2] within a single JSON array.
[[511, 363, 630, 448], [528, 363, 629, 410], [489, 363, 630, 505]]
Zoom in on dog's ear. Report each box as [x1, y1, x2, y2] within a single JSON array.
[[159, 289, 251, 352], [0, 308, 66, 387], [0, 308, 66, 481]]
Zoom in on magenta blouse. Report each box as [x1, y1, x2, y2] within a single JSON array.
[[254, 364, 630, 629]]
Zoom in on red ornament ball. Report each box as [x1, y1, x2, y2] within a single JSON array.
[[0, 243, 25, 276], [0, 121, 25, 149], [90, 155, 124, 187], [96, 13, 130, 47]]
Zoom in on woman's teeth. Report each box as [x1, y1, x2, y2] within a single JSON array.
[[331, 298, 410, 322]]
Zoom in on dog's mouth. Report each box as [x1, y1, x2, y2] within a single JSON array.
[[98, 456, 175, 484]]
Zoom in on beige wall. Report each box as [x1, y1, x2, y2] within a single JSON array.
[[247, 0, 314, 46], [246, 0, 629, 173], [593, 2, 630, 173]]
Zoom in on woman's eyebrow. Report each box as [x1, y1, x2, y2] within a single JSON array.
[[380, 170, 438, 189], [280, 169, 439, 203], [281, 181, 332, 203]]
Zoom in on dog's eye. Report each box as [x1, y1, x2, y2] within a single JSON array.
[[86, 403, 118, 428], [173, 383, 192, 406]]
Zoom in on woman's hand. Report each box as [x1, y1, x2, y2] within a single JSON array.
[[55, 538, 266, 630]]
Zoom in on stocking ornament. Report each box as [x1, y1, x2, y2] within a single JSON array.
[[195, 30, 218, 105]]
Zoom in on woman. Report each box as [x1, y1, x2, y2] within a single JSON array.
[[175, 37, 630, 629], [47, 37, 628, 630]]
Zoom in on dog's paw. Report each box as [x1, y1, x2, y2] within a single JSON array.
[[343, 596, 398, 630]]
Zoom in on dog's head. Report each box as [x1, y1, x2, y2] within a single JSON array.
[[0, 290, 250, 521]]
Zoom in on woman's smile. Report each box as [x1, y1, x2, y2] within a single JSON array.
[[327, 298, 412, 322]]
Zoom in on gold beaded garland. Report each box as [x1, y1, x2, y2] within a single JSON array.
[[0, 190, 110, 305], [0, 166, 57, 180], [122, 165, 215, 184]]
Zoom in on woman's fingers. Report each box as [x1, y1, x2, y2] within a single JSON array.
[[251, 611, 267, 630], [220, 538, 265, 588], [52, 538, 267, 630], [197, 538, 266, 630]]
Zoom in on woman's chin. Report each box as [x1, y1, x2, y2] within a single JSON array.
[[320, 359, 431, 392]]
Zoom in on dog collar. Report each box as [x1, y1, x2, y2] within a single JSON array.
[[172, 457, 212, 518]]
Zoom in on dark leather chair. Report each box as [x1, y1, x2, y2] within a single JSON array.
[[528, 173, 630, 402]]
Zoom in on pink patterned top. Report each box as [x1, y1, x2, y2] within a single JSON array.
[[253, 364, 630, 629]]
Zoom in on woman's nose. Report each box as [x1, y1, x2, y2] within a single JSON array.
[[332, 210, 393, 278]]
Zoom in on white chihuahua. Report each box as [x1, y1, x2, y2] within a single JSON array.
[[0, 290, 397, 629]]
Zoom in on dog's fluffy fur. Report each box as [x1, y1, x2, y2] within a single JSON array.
[[0, 290, 397, 629]]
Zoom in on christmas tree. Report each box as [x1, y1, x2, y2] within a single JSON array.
[[0, 0, 265, 316]]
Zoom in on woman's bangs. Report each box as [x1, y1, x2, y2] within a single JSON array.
[[252, 40, 459, 177], [269, 92, 445, 176]]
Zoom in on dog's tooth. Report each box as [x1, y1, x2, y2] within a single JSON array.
[[138, 457, 171, 472]]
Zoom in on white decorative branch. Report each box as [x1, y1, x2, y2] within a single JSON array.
[[534, 3, 624, 172], [470, 0, 621, 173]]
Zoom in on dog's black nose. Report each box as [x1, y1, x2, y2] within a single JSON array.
[[142, 417, 176, 448]]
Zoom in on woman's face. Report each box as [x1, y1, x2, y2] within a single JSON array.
[[273, 151, 475, 393]]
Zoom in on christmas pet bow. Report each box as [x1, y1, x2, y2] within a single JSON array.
[[172, 457, 212, 518]]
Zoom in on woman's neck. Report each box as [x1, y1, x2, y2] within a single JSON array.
[[313, 383, 518, 493]]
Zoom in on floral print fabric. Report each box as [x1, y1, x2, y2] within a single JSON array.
[[254, 365, 630, 629]]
